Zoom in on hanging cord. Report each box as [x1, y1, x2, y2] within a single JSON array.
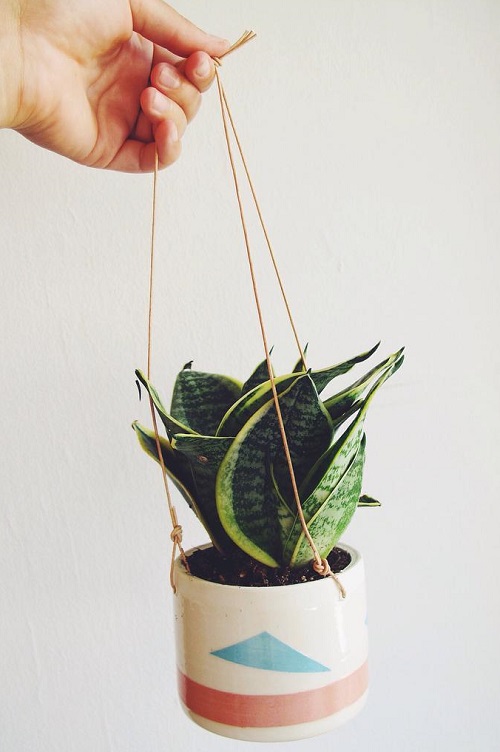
[[214, 39, 346, 597], [147, 149, 189, 592], [215, 34, 306, 369]]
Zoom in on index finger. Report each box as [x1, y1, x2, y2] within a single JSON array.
[[131, 0, 229, 58]]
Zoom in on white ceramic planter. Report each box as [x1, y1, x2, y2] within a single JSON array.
[[173, 543, 368, 742]]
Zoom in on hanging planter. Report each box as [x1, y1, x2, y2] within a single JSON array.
[[133, 345, 403, 740], [133, 32, 404, 742], [174, 543, 368, 742]]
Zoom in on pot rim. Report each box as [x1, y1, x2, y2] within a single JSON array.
[[174, 541, 362, 593]]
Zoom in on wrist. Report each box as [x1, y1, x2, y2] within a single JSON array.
[[0, 0, 24, 129]]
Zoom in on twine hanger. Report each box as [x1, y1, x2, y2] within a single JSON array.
[[147, 149, 188, 593], [147, 33, 346, 599]]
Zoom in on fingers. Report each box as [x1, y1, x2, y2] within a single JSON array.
[[126, 0, 227, 174], [140, 86, 188, 137], [179, 50, 218, 94], [105, 120, 181, 173], [132, 50, 217, 172], [109, 43, 221, 173], [149, 50, 216, 124], [131, 0, 229, 58]]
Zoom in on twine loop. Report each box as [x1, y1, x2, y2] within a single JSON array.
[[313, 558, 347, 599], [313, 557, 332, 577], [170, 524, 183, 546]]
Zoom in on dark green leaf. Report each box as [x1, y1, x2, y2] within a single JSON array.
[[132, 421, 198, 512], [216, 374, 310, 567], [240, 350, 274, 396], [271, 374, 334, 504], [270, 463, 295, 549], [171, 433, 238, 554], [216, 372, 300, 437], [310, 342, 381, 393], [324, 347, 404, 424], [358, 494, 381, 507], [135, 370, 195, 437], [171, 368, 242, 435], [285, 352, 404, 562], [292, 343, 309, 373], [289, 436, 366, 567]]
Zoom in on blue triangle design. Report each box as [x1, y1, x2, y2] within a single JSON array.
[[210, 631, 330, 673]]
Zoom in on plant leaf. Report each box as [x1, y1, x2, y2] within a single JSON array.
[[324, 347, 404, 424], [289, 436, 367, 567], [172, 433, 233, 466], [283, 352, 404, 562], [216, 343, 381, 437], [132, 420, 200, 514], [216, 373, 310, 567], [270, 463, 295, 549], [132, 421, 190, 486], [135, 370, 195, 437], [171, 433, 238, 553], [358, 494, 381, 507], [292, 343, 309, 373], [171, 367, 242, 435], [240, 349, 275, 396], [216, 372, 300, 437], [271, 374, 334, 504], [133, 422, 235, 553], [310, 342, 381, 393]]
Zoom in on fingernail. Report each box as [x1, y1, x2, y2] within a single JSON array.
[[158, 64, 181, 89], [151, 90, 171, 115], [209, 35, 231, 47], [194, 55, 212, 79]]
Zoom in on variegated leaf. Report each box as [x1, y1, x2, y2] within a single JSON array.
[[216, 374, 310, 567], [216, 372, 300, 438], [171, 366, 242, 435], [240, 349, 275, 396], [270, 463, 295, 550], [135, 370, 195, 437], [292, 343, 309, 373], [283, 353, 403, 562], [324, 347, 404, 424], [309, 342, 380, 393], [271, 374, 334, 503], [217, 343, 382, 438], [358, 494, 381, 507], [172, 433, 233, 468], [132, 420, 203, 518], [289, 436, 366, 567], [171, 433, 238, 553]]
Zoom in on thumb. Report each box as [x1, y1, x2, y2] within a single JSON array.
[[131, 0, 229, 58]]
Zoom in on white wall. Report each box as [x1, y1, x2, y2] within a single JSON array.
[[1, 1, 499, 750]]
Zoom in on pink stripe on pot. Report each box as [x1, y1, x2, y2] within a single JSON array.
[[178, 661, 368, 728]]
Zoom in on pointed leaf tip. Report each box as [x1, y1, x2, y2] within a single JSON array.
[[358, 494, 382, 507]]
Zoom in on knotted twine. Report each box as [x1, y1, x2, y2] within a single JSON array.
[[147, 33, 346, 598]]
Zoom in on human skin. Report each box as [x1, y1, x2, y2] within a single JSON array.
[[0, 0, 229, 171]]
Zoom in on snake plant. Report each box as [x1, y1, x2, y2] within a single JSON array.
[[133, 343, 403, 568]]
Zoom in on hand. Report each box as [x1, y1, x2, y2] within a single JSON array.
[[1, 0, 228, 172]]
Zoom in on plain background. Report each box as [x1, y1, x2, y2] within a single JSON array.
[[1, 1, 499, 750]]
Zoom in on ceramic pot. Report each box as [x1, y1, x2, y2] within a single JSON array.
[[173, 543, 368, 742]]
